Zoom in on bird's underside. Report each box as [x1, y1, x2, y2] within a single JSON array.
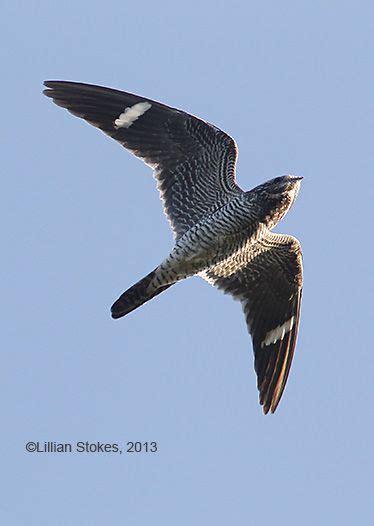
[[44, 80, 303, 414]]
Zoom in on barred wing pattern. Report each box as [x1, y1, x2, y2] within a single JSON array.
[[44, 81, 241, 239], [203, 233, 303, 414]]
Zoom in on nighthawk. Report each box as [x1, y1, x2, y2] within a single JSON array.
[[44, 81, 303, 414]]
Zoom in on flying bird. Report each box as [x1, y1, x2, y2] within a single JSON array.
[[43, 81, 303, 414]]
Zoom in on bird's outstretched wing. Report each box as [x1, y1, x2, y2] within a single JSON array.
[[202, 232, 303, 414], [44, 81, 241, 239]]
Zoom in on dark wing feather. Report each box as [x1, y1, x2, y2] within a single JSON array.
[[43, 81, 241, 238], [203, 232, 303, 414]]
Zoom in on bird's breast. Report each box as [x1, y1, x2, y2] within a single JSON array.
[[165, 203, 268, 278]]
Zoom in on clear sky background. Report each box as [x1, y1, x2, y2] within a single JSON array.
[[2, 1, 373, 524]]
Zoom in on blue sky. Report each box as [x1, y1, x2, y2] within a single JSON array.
[[2, 1, 373, 524]]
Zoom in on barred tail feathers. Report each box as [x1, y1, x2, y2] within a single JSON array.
[[111, 269, 174, 319]]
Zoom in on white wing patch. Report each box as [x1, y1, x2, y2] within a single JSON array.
[[114, 102, 152, 129], [261, 316, 294, 348]]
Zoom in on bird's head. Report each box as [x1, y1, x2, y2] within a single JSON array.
[[250, 175, 303, 229]]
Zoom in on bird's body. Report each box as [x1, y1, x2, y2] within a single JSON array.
[[44, 81, 303, 414]]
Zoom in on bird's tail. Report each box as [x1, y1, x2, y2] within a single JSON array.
[[111, 268, 174, 319]]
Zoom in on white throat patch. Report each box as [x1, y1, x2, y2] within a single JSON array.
[[261, 316, 294, 348], [114, 102, 152, 129]]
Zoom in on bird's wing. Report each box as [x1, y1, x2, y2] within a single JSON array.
[[44, 81, 241, 239], [202, 232, 303, 414]]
